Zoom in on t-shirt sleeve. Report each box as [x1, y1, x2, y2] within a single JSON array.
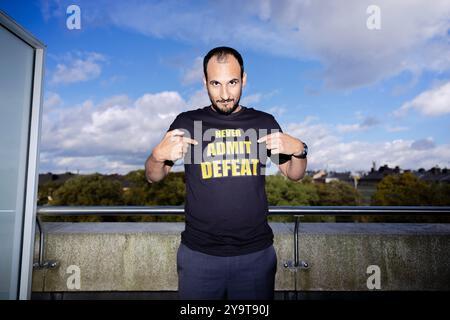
[[164, 114, 183, 167], [267, 116, 291, 165], [167, 114, 183, 132]]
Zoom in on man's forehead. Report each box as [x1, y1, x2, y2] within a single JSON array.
[[206, 54, 241, 78]]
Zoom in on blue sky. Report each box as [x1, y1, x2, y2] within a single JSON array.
[[1, 0, 450, 174]]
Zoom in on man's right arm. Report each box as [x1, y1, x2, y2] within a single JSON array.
[[144, 152, 172, 183], [145, 129, 198, 183]]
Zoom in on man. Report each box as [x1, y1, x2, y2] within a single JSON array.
[[145, 46, 307, 300]]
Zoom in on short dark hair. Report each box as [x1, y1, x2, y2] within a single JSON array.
[[203, 46, 244, 79]]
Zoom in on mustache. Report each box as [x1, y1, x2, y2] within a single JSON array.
[[216, 99, 234, 103]]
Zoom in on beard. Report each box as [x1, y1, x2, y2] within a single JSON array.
[[211, 99, 240, 115], [208, 91, 242, 115]]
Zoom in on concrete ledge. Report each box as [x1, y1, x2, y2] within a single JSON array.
[[32, 223, 450, 292]]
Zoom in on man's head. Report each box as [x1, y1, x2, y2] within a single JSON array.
[[203, 46, 247, 115]]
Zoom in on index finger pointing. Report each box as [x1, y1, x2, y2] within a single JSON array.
[[257, 134, 273, 143], [182, 137, 198, 145]]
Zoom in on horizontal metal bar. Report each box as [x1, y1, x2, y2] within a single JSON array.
[[36, 206, 450, 216]]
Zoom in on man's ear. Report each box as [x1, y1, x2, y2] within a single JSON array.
[[242, 72, 247, 87], [203, 77, 207, 88]]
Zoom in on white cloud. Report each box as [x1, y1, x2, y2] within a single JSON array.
[[249, 0, 450, 89], [395, 82, 450, 116], [40, 93, 450, 174], [44, 0, 450, 90], [43, 92, 63, 110], [336, 124, 361, 133], [97, 94, 132, 111], [266, 106, 286, 118], [241, 93, 262, 106], [187, 89, 210, 108], [284, 117, 450, 171], [411, 137, 435, 151], [242, 90, 279, 107], [336, 116, 380, 133], [41, 91, 188, 173], [100, 75, 125, 87], [39, 154, 139, 174], [50, 52, 106, 85], [386, 125, 409, 133], [40, 0, 65, 21], [182, 56, 203, 85]]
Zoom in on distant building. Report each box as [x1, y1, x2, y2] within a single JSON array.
[[310, 170, 354, 185], [414, 166, 450, 183], [325, 171, 353, 184], [360, 164, 401, 185]]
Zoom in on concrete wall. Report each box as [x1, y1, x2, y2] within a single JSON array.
[[32, 223, 450, 292]]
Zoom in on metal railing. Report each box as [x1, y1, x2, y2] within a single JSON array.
[[36, 205, 450, 216], [34, 206, 450, 275]]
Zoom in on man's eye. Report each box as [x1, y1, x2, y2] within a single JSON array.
[[229, 80, 238, 85], [211, 82, 220, 86]]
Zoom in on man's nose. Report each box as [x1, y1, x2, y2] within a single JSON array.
[[220, 86, 230, 101]]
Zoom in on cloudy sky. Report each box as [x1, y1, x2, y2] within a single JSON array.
[[2, 0, 450, 174]]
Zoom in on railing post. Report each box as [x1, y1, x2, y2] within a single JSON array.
[[284, 215, 310, 271], [33, 216, 59, 270]]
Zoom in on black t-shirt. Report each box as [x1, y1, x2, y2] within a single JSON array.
[[165, 105, 291, 256]]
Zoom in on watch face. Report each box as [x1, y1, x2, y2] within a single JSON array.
[[302, 143, 308, 156]]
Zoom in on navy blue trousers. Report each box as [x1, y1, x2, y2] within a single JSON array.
[[177, 242, 277, 300]]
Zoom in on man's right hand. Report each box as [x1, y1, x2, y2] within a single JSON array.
[[152, 129, 198, 162]]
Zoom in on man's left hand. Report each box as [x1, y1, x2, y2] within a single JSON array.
[[257, 132, 304, 156]]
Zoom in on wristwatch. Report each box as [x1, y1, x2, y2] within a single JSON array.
[[292, 142, 308, 159]]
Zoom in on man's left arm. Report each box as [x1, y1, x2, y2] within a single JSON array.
[[258, 132, 307, 181]]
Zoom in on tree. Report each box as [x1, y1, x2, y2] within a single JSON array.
[[429, 182, 450, 206], [49, 174, 123, 222], [37, 181, 62, 206], [265, 174, 321, 222], [52, 173, 124, 206], [124, 170, 185, 206], [123, 170, 186, 222], [368, 173, 450, 222], [122, 170, 153, 205], [371, 172, 431, 206], [314, 181, 361, 206], [265, 174, 319, 206], [312, 180, 362, 222]]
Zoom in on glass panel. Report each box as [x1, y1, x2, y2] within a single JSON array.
[[0, 25, 34, 299]]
